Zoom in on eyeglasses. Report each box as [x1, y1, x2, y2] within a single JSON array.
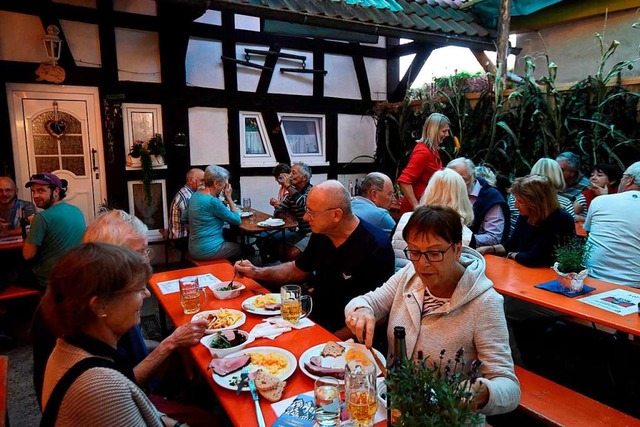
[[305, 207, 340, 218], [403, 244, 454, 263], [136, 247, 153, 258]]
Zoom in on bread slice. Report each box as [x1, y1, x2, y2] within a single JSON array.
[[255, 369, 279, 391], [259, 380, 286, 402], [321, 341, 345, 357]]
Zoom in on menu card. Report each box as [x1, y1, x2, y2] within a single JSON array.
[[272, 393, 316, 427], [578, 289, 640, 315], [156, 273, 221, 294]]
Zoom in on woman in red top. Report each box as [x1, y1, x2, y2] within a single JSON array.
[[574, 163, 622, 220], [397, 113, 450, 213]]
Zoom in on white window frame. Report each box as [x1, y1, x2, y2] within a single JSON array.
[[239, 111, 277, 167], [277, 113, 328, 166]]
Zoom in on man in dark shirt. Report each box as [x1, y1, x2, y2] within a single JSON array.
[[235, 180, 395, 335]]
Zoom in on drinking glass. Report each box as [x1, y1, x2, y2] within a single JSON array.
[[345, 360, 377, 427], [314, 376, 341, 426], [280, 284, 312, 324], [179, 276, 205, 314], [242, 198, 252, 211]]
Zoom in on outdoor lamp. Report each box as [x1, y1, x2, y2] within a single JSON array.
[[42, 25, 62, 65]]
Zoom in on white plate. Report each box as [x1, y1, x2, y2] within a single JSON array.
[[257, 219, 285, 227], [212, 346, 297, 392], [192, 309, 246, 334], [242, 293, 282, 315], [240, 211, 254, 218], [298, 341, 385, 383]]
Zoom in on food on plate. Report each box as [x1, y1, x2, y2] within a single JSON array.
[[253, 294, 279, 308], [255, 369, 286, 402], [264, 303, 281, 311], [204, 309, 242, 329], [247, 352, 289, 375], [304, 356, 345, 380], [345, 348, 372, 367], [321, 341, 345, 357], [208, 330, 247, 349], [209, 354, 251, 376]]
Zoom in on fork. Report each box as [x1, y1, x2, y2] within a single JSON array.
[[246, 367, 266, 427]]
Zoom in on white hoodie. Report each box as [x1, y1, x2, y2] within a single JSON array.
[[346, 247, 520, 418]]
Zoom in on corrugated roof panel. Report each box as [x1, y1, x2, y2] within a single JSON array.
[[376, 7, 402, 26], [444, 17, 470, 34], [468, 21, 491, 37], [407, 1, 429, 17]]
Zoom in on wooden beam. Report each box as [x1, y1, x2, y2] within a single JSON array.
[[351, 43, 371, 104], [496, 0, 510, 80], [389, 44, 434, 102]]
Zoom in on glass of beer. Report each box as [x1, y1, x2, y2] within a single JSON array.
[[280, 284, 312, 324], [314, 376, 341, 426], [345, 360, 377, 427], [179, 276, 205, 314]]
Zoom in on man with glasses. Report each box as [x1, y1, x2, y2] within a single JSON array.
[[584, 161, 640, 286], [235, 180, 394, 336], [351, 172, 396, 236], [23, 173, 85, 288], [168, 168, 204, 253]]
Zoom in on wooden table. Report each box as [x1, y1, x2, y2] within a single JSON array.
[[237, 208, 298, 258], [485, 255, 640, 336], [0, 237, 24, 251], [148, 262, 340, 427]]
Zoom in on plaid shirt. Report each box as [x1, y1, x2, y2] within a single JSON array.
[[168, 185, 194, 239], [559, 175, 589, 202]]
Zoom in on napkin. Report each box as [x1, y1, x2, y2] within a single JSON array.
[[249, 317, 314, 340], [535, 279, 595, 298], [263, 217, 285, 226]]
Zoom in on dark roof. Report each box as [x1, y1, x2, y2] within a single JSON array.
[[210, 0, 496, 49]]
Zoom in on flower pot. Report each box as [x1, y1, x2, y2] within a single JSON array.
[[127, 155, 141, 168], [552, 263, 589, 293], [151, 155, 165, 167]]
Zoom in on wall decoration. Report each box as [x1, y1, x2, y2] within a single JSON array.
[[127, 179, 168, 242], [122, 103, 166, 170]]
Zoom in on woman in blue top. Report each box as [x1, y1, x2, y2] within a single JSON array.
[[184, 165, 242, 260]]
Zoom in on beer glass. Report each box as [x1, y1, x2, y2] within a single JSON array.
[[179, 276, 205, 314], [345, 360, 377, 427], [280, 284, 312, 324]]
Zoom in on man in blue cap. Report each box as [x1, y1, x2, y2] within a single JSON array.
[[23, 173, 86, 288]]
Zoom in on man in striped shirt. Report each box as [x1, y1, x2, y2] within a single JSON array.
[[273, 162, 313, 260], [168, 168, 204, 252]]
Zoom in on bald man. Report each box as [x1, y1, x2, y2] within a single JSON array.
[[351, 172, 396, 236], [168, 168, 205, 252], [0, 176, 36, 237], [235, 180, 394, 334]]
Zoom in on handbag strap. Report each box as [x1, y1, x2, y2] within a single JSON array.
[[40, 357, 116, 427]]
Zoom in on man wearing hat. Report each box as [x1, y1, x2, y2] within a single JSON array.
[[23, 173, 86, 288]]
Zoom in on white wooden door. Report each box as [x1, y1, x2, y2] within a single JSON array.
[[7, 84, 106, 224]]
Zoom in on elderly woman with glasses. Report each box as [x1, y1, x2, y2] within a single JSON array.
[[345, 205, 520, 420]]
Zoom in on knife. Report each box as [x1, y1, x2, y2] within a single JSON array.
[[236, 366, 249, 394], [247, 373, 266, 427]]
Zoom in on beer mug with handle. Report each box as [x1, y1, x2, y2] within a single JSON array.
[[179, 276, 206, 314], [280, 284, 312, 324]]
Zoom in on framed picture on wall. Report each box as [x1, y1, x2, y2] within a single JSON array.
[[127, 179, 168, 242], [123, 103, 165, 171]]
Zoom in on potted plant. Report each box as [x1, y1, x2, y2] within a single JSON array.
[[127, 134, 166, 206], [386, 348, 483, 426], [552, 238, 592, 292]]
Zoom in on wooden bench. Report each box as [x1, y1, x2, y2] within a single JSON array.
[[0, 355, 8, 427], [0, 284, 40, 302], [515, 366, 640, 426]]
